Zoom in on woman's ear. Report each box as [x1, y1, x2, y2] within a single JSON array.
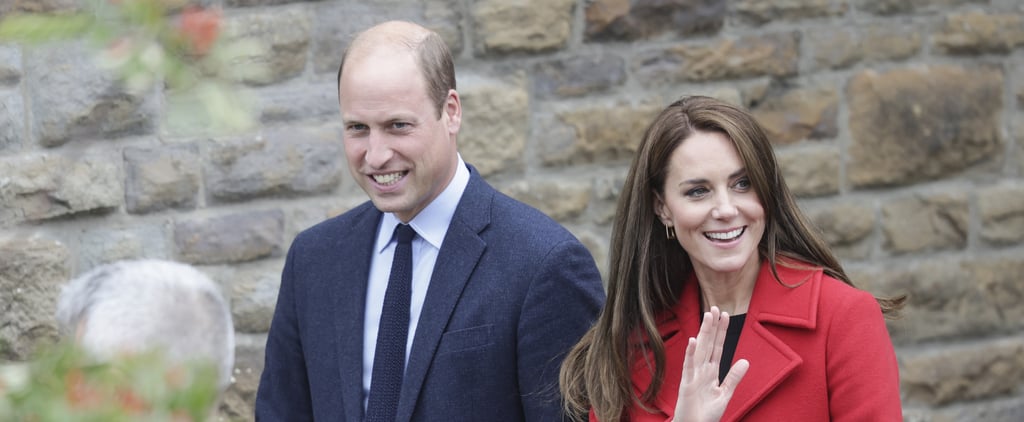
[[653, 191, 672, 226]]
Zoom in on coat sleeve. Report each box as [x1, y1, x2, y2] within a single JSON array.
[[517, 238, 606, 421], [255, 244, 315, 421], [825, 290, 902, 421]]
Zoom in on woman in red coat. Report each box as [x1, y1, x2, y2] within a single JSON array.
[[560, 96, 905, 421]]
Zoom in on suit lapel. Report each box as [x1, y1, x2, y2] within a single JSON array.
[[334, 205, 382, 422], [395, 168, 492, 422], [722, 261, 821, 422]]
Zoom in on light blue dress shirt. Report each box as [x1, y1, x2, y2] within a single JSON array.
[[362, 155, 470, 410]]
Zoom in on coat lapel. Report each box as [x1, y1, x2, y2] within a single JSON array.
[[334, 205, 382, 422], [631, 261, 822, 422], [395, 168, 491, 422], [722, 261, 821, 421]]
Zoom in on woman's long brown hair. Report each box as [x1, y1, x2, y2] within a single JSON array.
[[559, 96, 905, 421]]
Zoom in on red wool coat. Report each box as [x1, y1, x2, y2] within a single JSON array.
[[616, 261, 902, 422]]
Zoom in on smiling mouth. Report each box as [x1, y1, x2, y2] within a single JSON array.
[[372, 171, 407, 186], [704, 227, 744, 241]]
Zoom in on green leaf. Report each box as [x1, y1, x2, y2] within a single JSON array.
[[0, 14, 95, 43]]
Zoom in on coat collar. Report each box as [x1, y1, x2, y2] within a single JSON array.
[[395, 165, 491, 421], [630, 259, 823, 421]]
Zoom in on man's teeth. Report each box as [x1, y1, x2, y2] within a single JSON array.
[[705, 227, 743, 241], [373, 172, 404, 185]]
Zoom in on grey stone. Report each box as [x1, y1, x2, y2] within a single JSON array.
[[225, 8, 312, 86], [227, 0, 325, 6], [0, 236, 68, 360], [584, 0, 725, 41], [205, 127, 343, 202], [470, 0, 575, 55], [310, 1, 423, 75], [0, 90, 24, 152], [0, 45, 21, 86], [0, 0, 78, 16], [217, 333, 266, 420], [633, 32, 799, 85], [881, 193, 968, 254], [174, 209, 284, 265], [900, 336, 1024, 405], [228, 262, 281, 333], [855, 0, 983, 15], [124, 145, 201, 214], [777, 146, 840, 197], [459, 75, 529, 176], [732, 0, 846, 26], [532, 53, 626, 98], [24, 43, 155, 147], [978, 183, 1024, 245], [257, 82, 339, 124], [76, 225, 169, 271], [0, 153, 122, 225], [501, 180, 591, 221], [847, 66, 1003, 187]]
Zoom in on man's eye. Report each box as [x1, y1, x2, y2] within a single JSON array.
[[391, 122, 410, 130], [347, 124, 367, 131]]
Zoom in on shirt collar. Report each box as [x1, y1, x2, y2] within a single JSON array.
[[376, 155, 470, 252]]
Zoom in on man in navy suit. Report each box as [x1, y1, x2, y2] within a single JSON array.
[[255, 20, 606, 421]]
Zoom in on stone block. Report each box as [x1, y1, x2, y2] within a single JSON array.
[[77, 225, 169, 271], [24, 44, 155, 147], [257, 82, 339, 124], [226, 0, 324, 6], [847, 66, 1003, 187], [927, 395, 1024, 422], [124, 145, 201, 214], [933, 11, 1024, 55], [584, 0, 725, 41], [731, 0, 845, 26], [0, 45, 21, 86], [751, 86, 838, 144], [633, 32, 799, 85], [978, 183, 1024, 245], [776, 146, 840, 197], [851, 256, 1019, 345], [217, 333, 266, 421], [174, 210, 284, 265], [205, 127, 343, 202], [0, 236, 68, 360], [423, 0, 464, 57], [310, 1, 424, 75], [227, 262, 281, 333], [0, 90, 24, 152], [900, 336, 1024, 405], [501, 180, 591, 221], [459, 75, 529, 176], [470, 0, 574, 55], [548, 103, 662, 166], [0, 0, 78, 16], [855, 0, 983, 16], [808, 25, 921, 70], [532, 53, 626, 98], [0, 153, 122, 225], [881, 193, 968, 254], [806, 201, 874, 260], [225, 8, 311, 86]]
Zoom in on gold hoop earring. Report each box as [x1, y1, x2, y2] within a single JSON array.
[[665, 225, 676, 239]]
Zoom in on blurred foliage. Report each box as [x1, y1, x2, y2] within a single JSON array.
[[0, 0, 266, 134], [0, 342, 220, 421]]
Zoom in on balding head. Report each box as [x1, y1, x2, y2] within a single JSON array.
[[337, 20, 455, 118]]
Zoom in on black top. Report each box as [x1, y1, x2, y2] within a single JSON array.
[[718, 313, 746, 384]]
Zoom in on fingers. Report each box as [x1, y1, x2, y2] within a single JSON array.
[[709, 311, 730, 367], [693, 306, 720, 364], [720, 358, 749, 394], [681, 337, 697, 382]]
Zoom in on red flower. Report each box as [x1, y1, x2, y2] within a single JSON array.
[[179, 5, 221, 56]]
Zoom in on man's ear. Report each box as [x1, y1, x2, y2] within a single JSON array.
[[444, 89, 461, 135]]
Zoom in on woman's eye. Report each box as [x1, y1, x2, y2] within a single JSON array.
[[734, 178, 751, 190], [685, 187, 709, 198]]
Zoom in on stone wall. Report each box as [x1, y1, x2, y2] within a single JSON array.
[[2, 0, 1023, 420]]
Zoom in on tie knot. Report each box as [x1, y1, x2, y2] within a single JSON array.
[[394, 224, 416, 244]]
